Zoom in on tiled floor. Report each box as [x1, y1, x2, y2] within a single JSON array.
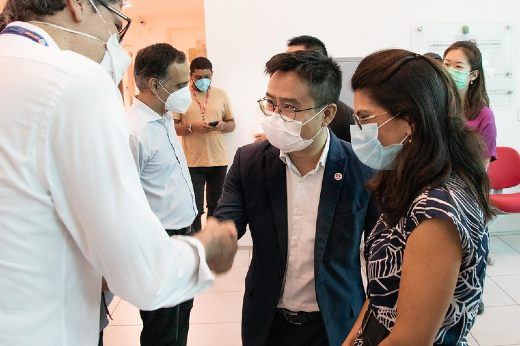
[[103, 234, 520, 346]]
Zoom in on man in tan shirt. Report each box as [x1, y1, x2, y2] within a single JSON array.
[[174, 57, 235, 231]]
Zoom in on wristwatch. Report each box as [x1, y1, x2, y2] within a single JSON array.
[[187, 123, 193, 133]]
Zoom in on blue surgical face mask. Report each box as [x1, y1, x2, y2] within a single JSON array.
[[194, 78, 211, 92], [446, 68, 473, 90], [350, 115, 409, 170]]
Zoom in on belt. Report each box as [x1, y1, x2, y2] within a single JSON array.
[[277, 308, 322, 325], [165, 226, 192, 236]]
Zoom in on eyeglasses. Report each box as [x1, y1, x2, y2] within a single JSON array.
[[257, 97, 321, 122], [97, 0, 132, 42], [353, 112, 388, 130]]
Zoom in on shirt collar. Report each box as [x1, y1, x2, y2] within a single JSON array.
[[280, 127, 330, 172], [133, 96, 171, 123], [7, 21, 60, 49]]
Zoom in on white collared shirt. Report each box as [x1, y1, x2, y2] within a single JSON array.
[[127, 97, 197, 229], [278, 129, 330, 312], [0, 22, 213, 346]]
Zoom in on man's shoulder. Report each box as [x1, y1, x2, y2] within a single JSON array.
[[209, 86, 229, 97]]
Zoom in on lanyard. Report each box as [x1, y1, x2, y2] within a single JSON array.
[[191, 84, 211, 120], [0, 26, 49, 46]]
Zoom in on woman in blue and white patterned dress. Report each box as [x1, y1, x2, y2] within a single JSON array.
[[342, 49, 494, 346]]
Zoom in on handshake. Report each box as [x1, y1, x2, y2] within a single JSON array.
[[193, 217, 239, 273]]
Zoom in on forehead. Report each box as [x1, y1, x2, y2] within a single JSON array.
[[166, 62, 190, 83], [191, 68, 212, 76], [353, 90, 383, 113], [267, 70, 313, 104], [444, 49, 469, 64], [286, 45, 306, 53]]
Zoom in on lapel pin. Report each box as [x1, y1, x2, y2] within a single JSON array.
[[334, 173, 342, 181]]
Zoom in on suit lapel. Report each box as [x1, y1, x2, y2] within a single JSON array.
[[265, 145, 289, 264], [314, 134, 348, 275]]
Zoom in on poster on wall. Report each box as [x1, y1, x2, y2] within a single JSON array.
[[413, 23, 515, 106]]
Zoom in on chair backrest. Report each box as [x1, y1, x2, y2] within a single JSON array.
[[488, 147, 520, 190]]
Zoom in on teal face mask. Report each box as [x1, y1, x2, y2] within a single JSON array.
[[194, 78, 211, 92], [446, 68, 472, 90]]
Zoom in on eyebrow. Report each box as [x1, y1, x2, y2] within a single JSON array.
[[264, 92, 301, 106], [355, 110, 375, 117]]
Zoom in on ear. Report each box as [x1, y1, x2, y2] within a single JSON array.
[[148, 78, 159, 93], [65, 0, 90, 23], [321, 104, 337, 127], [470, 70, 479, 82]]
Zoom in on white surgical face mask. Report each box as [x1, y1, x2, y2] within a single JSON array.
[[32, 1, 131, 85], [350, 116, 409, 170], [157, 83, 192, 113], [261, 106, 326, 153]]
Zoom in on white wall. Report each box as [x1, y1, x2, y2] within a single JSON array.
[[204, 0, 520, 164], [123, 14, 205, 61], [204, 0, 520, 234]]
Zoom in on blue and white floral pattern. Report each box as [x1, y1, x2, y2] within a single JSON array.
[[354, 174, 489, 346]]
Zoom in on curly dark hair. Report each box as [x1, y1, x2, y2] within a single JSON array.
[[1, 0, 118, 23]]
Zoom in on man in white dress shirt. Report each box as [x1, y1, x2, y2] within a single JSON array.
[[127, 43, 199, 346], [214, 51, 380, 346], [0, 1, 237, 345]]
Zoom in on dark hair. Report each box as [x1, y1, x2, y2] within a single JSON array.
[[190, 57, 212, 73], [134, 43, 186, 92], [424, 52, 442, 63], [0, 12, 8, 31], [0, 0, 117, 23], [351, 49, 493, 225], [444, 41, 489, 121], [265, 50, 342, 106], [287, 35, 328, 57]]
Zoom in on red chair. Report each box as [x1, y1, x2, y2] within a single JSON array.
[[488, 147, 520, 213]]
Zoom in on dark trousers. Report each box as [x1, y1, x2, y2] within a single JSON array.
[[189, 166, 227, 232], [264, 309, 329, 346], [139, 299, 194, 346]]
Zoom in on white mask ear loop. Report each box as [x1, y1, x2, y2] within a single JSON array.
[[30, 21, 106, 43], [302, 105, 327, 126], [399, 134, 410, 144], [378, 114, 398, 129], [88, 0, 114, 37]]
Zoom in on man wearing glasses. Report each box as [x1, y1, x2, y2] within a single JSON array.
[[214, 51, 380, 346], [0, 1, 237, 345]]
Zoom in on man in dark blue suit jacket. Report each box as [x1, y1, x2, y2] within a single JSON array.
[[214, 51, 380, 346]]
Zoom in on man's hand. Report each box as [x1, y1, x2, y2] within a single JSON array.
[[194, 217, 238, 273], [192, 121, 215, 133]]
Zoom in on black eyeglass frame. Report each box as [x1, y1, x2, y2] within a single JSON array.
[[257, 97, 322, 122], [96, 0, 132, 42]]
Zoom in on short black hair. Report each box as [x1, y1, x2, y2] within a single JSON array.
[[190, 57, 212, 73], [287, 35, 328, 57], [134, 43, 186, 92], [265, 50, 341, 106], [424, 52, 442, 62]]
